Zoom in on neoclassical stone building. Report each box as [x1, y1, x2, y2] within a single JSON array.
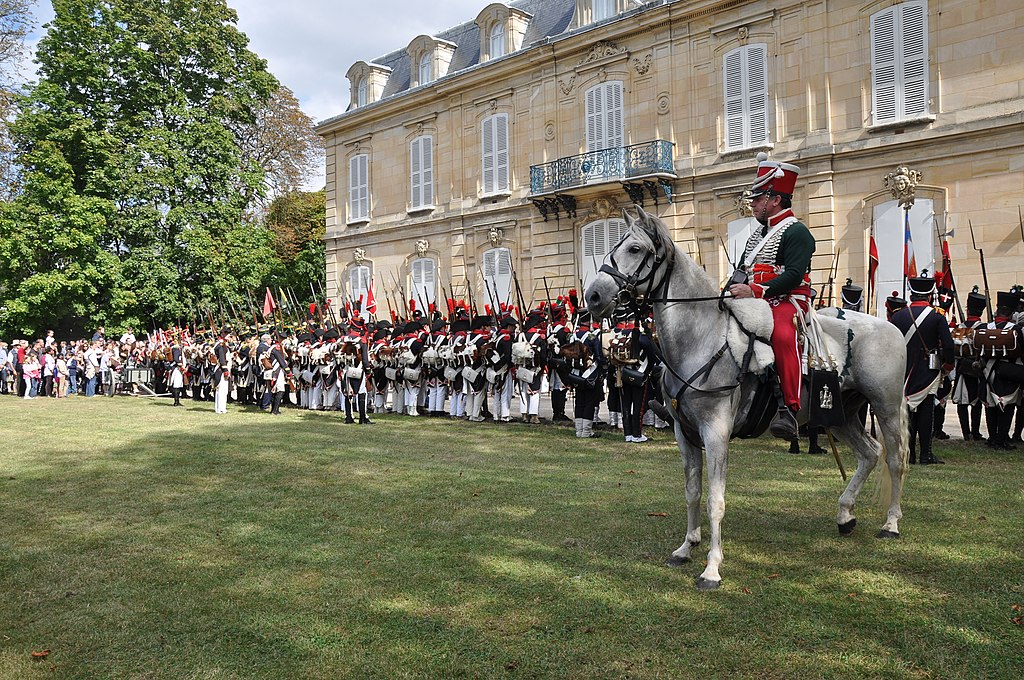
[[316, 0, 1023, 318]]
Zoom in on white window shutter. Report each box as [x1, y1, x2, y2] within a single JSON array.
[[349, 154, 368, 220], [871, 7, 898, 124], [747, 45, 769, 146], [423, 259, 436, 305], [900, 1, 928, 118], [723, 48, 745, 150], [410, 137, 422, 207], [586, 85, 602, 151], [422, 136, 433, 206], [495, 114, 509, 192], [350, 265, 370, 303], [482, 116, 495, 194], [607, 82, 624, 149], [349, 155, 360, 219]]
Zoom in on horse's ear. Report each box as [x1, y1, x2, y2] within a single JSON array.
[[634, 205, 658, 237], [621, 207, 635, 227]]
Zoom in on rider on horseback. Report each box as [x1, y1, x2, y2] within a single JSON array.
[[728, 154, 815, 441]]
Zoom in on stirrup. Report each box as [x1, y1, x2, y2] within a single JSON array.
[[769, 408, 799, 440]]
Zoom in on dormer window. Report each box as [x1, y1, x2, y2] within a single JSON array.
[[489, 23, 505, 59], [356, 77, 368, 107], [346, 61, 392, 109], [408, 35, 457, 88], [573, 0, 625, 28], [476, 4, 532, 62], [418, 52, 432, 85]]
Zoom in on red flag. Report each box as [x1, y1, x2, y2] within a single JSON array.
[[262, 287, 277, 319], [868, 235, 879, 288], [939, 239, 954, 290], [903, 211, 918, 278]]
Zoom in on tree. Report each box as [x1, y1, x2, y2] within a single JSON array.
[[265, 188, 326, 298], [0, 0, 281, 337], [0, 0, 33, 200], [236, 85, 325, 214]]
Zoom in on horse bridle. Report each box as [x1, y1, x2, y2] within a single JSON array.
[[598, 224, 732, 313]]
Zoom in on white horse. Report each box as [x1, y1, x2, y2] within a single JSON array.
[[585, 207, 909, 590]]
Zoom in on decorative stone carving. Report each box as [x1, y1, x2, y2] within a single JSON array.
[[488, 227, 503, 247], [884, 164, 923, 208], [578, 40, 628, 67], [656, 93, 671, 115], [592, 197, 614, 220], [734, 192, 753, 218], [415, 239, 429, 256], [353, 248, 367, 264], [559, 75, 576, 95], [544, 121, 556, 141], [633, 54, 652, 75], [738, 26, 749, 45]]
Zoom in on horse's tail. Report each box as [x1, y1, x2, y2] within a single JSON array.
[[874, 399, 909, 510]]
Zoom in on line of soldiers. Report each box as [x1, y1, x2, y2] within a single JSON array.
[[148, 294, 664, 441], [883, 276, 1024, 463]]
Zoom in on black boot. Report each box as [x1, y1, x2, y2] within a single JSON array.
[[933, 402, 950, 439], [770, 407, 799, 441], [970, 404, 983, 441], [271, 392, 283, 415], [358, 395, 372, 424], [917, 398, 944, 464], [807, 429, 826, 455], [551, 390, 571, 422], [957, 404, 972, 440], [172, 387, 181, 406], [788, 439, 801, 454], [344, 399, 355, 424]]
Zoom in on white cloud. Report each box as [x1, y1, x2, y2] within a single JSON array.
[[24, 0, 491, 188]]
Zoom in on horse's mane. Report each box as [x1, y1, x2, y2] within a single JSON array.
[[636, 210, 719, 297]]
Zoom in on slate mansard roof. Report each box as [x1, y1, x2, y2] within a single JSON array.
[[342, 0, 577, 113]]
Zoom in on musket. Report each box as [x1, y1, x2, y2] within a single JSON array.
[[934, 213, 965, 323], [466, 277, 477, 317], [1019, 206, 1024, 244], [542, 276, 555, 322], [388, 269, 407, 315], [509, 261, 528, 332], [820, 249, 840, 309], [969, 219, 994, 321]]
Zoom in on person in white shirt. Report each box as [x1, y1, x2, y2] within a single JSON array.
[[84, 342, 101, 397], [120, 328, 136, 344]]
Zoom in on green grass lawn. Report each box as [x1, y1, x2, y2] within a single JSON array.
[[1, 396, 1021, 679]]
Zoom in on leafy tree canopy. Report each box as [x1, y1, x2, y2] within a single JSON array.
[[0, 0, 325, 338]]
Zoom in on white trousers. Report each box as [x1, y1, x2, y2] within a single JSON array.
[[214, 378, 229, 413]]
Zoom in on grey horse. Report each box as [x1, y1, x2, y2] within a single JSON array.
[[585, 207, 909, 590]]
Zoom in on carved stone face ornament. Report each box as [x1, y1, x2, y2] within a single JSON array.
[[884, 164, 922, 208]]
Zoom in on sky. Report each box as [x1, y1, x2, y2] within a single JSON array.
[[22, 0, 493, 187]]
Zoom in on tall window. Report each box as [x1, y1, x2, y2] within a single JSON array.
[[348, 154, 369, 222], [580, 218, 627, 288], [723, 43, 769, 151], [489, 22, 505, 59], [418, 52, 432, 85], [349, 265, 371, 308], [410, 257, 437, 308], [871, 0, 929, 125], [593, 0, 616, 22], [410, 135, 434, 210], [356, 77, 368, 107], [585, 81, 624, 152], [481, 113, 509, 196], [483, 247, 513, 307]]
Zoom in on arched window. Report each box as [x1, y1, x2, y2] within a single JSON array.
[[356, 77, 368, 107], [580, 218, 627, 288], [410, 257, 437, 308], [418, 52, 432, 86], [482, 247, 513, 307], [349, 265, 372, 309], [489, 22, 505, 59], [871, 198, 934, 316]]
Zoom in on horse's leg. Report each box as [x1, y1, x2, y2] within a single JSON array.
[[833, 415, 881, 536], [695, 414, 731, 590], [875, 397, 909, 538], [667, 426, 703, 567]]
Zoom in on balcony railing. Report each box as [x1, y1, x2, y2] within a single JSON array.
[[529, 139, 676, 195]]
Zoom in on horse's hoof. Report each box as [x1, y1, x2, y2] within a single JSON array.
[[695, 577, 721, 591], [838, 519, 857, 536], [665, 554, 691, 568], [876, 529, 900, 539]]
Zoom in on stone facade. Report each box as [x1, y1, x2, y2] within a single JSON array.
[[316, 0, 1024, 318]]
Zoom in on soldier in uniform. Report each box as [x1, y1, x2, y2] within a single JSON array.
[[369, 321, 392, 414], [952, 287, 988, 440], [263, 333, 289, 415], [424, 318, 449, 417], [257, 333, 273, 410], [546, 298, 573, 423], [569, 310, 605, 438], [400, 318, 426, 416], [167, 337, 186, 407], [488, 315, 516, 423], [514, 306, 548, 424], [212, 328, 232, 414], [728, 154, 815, 440], [982, 290, 1023, 449], [340, 316, 372, 424], [885, 291, 907, 320], [465, 316, 492, 422], [931, 285, 957, 440], [889, 274, 955, 464]]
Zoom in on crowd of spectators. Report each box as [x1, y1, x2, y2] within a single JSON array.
[[0, 326, 138, 399]]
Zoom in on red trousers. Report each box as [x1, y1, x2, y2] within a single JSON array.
[[768, 298, 805, 411]]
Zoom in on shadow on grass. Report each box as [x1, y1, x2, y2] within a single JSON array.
[[1, 404, 1021, 678]]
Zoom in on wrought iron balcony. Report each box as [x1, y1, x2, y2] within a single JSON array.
[[529, 139, 676, 196]]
